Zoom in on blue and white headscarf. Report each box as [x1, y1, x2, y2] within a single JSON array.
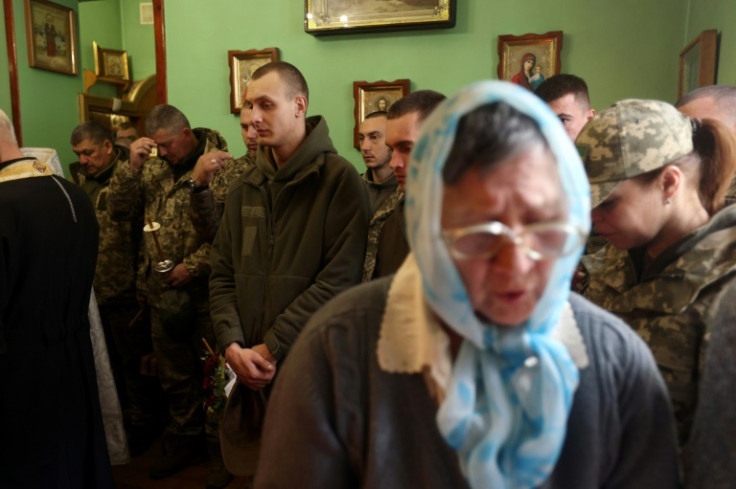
[[405, 81, 591, 489]]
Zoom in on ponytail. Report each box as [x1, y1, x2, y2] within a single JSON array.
[[692, 117, 736, 214]]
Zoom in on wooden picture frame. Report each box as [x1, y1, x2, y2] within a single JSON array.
[[678, 29, 718, 100], [24, 0, 77, 76], [228, 47, 280, 114], [93, 41, 130, 85], [353, 79, 410, 149], [305, 0, 455, 35], [497, 31, 563, 92]]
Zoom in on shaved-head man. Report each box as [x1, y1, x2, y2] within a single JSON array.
[[535, 74, 595, 141]]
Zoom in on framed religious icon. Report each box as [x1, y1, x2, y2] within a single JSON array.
[[353, 79, 410, 149], [497, 31, 563, 92], [305, 0, 456, 35], [24, 0, 78, 76], [228, 48, 280, 114], [678, 29, 718, 100], [93, 41, 130, 84]]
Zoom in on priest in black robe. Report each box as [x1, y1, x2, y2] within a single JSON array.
[[0, 110, 113, 488]]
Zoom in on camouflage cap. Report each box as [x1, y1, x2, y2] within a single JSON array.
[[576, 99, 694, 207]]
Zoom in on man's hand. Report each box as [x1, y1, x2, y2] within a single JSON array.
[[191, 150, 233, 187], [252, 343, 277, 366], [165, 263, 193, 288], [129, 137, 157, 170], [225, 343, 276, 391]]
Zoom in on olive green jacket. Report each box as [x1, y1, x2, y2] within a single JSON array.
[[107, 128, 227, 303], [209, 116, 370, 361], [581, 204, 736, 443]]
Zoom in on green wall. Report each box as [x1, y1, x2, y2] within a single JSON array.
[[164, 0, 688, 170], [3, 0, 81, 169], [0, 4, 10, 117], [685, 0, 736, 86], [120, 0, 155, 79], [4, 0, 733, 176], [79, 0, 120, 98]]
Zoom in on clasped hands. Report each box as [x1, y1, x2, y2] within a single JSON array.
[[225, 342, 277, 391]]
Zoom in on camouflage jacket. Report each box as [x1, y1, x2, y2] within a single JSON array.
[[74, 146, 139, 305], [581, 204, 736, 444], [362, 187, 404, 282], [190, 152, 255, 242], [106, 128, 226, 304]]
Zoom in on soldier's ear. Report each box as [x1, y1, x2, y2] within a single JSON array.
[[295, 95, 308, 118], [660, 165, 682, 200], [102, 139, 113, 154]]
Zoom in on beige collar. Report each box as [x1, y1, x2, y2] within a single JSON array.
[[0, 158, 52, 184], [377, 254, 588, 402]]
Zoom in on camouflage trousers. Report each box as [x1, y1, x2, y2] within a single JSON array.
[[150, 289, 219, 438]]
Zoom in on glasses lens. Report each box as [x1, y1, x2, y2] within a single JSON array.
[[527, 227, 581, 257], [449, 232, 505, 259]]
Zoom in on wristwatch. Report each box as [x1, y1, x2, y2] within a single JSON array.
[[185, 178, 208, 193]]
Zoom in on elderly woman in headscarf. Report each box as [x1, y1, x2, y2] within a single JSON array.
[[253, 82, 679, 489]]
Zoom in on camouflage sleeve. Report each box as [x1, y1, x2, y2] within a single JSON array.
[[181, 242, 211, 278], [190, 156, 247, 242], [263, 164, 371, 361], [107, 160, 144, 222], [189, 189, 221, 242]]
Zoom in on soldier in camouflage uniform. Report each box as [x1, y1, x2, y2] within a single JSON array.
[[70, 121, 158, 455], [576, 99, 736, 446], [190, 105, 257, 242], [362, 90, 445, 281], [106, 104, 234, 487]]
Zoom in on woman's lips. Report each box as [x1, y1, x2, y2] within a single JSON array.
[[497, 290, 527, 303]]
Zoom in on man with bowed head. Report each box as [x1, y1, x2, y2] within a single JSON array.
[[107, 104, 233, 486]]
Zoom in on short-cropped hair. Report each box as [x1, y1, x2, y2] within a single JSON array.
[[70, 121, 113, 146], [534, 74, 591, 109], [387, 90, 446, 122], [676, 85, 736, 124], [251, 61, 310, 102], [144, 104, 191, 137]]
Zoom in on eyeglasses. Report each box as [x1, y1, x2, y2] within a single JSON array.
[[441, 221, 586, 261]]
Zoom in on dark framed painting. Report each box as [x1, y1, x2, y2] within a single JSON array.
[[497, 31, 563, 92], [353, 79, 410, 149], [305, 0, 456, 35], [24, 0, 78, 75], [678, 29, 718, 100], [228, 47, 280, 114], [93, 41, 130, 85]]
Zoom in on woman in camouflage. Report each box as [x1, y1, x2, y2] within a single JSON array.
[[576, 99, 736, 447]]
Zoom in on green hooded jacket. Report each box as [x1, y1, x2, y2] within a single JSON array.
[[210, 116, 370, 361]]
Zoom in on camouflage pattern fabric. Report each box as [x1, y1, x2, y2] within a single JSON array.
[[76, 147, 139, 305], [106, 127, 226, 439], [362, 187, 404, 282], [580, 204, 736, 444], [577, 99, 693, 208], [191, 152, 254, 242], [107, 128, 227, 303]]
